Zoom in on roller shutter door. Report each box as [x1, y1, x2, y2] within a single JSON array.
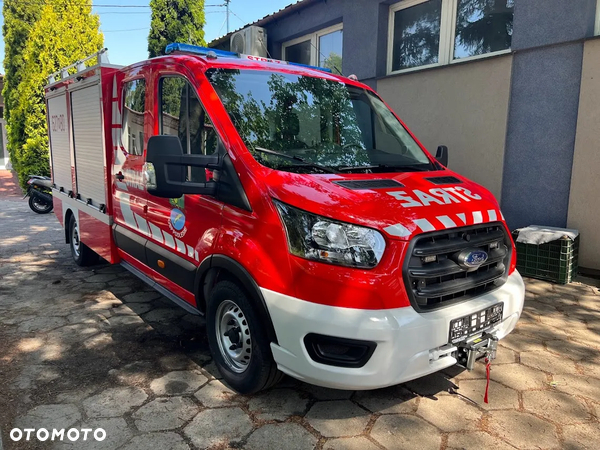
[[47, 94, 72, 190], [71, 84, 106, 205]]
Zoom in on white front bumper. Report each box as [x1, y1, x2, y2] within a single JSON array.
[[262, 271, 525, 390]]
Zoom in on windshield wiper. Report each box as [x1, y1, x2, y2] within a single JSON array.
[[253, 147, 341, 174], [338, 163, 433, 173]]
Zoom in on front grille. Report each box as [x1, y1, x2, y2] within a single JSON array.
[[403, 223, 511, 311]]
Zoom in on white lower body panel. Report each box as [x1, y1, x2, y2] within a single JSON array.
[[262, 271, 525, 390]]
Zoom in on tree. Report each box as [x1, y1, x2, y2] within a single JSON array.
[[148, 0, 206, 58], [2, 0, 42, 174], [10, 0, 103, 185], [454, 0, 514, 58], [323, 52, 342, 75]]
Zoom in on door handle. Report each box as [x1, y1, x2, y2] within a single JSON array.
[[116, 172, 125, 181]]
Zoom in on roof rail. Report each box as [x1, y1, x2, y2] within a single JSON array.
[[47, 48, 110, 85], [164, 42, 332, 74]]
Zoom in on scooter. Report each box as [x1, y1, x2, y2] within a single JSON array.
[[25, 175, 53, 214]]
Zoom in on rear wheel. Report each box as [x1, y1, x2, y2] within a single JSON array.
[[68, 215, 98, 266], [28, 194, 53, 214], [206, 280, 282, 394]]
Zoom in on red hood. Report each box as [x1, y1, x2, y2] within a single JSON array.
[[265, 169, 504, 240]]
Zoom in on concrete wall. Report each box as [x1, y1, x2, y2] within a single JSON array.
[[512, 0, 597, 50], [567, 38, 600, 270], [500, 43, 584, 229], [377, 55, 513, 201], [499, 0, 596, 231]]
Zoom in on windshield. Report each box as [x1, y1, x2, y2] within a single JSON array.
[[205, 68, 432, 174]]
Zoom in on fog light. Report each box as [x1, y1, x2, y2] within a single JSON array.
[[421, 255, 437, 264], [304, 334, 377, 368]]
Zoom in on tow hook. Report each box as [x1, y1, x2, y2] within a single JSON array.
[[456, 333, 498, 370]]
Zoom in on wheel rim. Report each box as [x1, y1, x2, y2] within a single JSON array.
[[71, 222, 81, 258], [215, 299, 252, 373], [33, 198, 50, 211]]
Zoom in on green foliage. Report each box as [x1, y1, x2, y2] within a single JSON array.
[[148, 0, 206, 58], [208, 70, 368, 170], [7, 0, 103, 187], [2, 0, 42, 174], [322, 52, 342, 75]]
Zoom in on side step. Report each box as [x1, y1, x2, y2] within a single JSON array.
[[120, 261, 202, 316]]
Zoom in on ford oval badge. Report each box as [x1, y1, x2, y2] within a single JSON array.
[[456, 249, 488, 270]]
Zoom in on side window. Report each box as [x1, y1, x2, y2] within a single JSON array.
[[160, 77, 218, 156], [122, 79, 146, 156], [160, 76, 219, 182]]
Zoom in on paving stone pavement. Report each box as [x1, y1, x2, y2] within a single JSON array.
[[1, 197, 599, 449]]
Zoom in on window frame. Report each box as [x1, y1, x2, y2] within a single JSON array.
[[121, 77, 146, 156], [158, 74, 220, 157], [282, 23, 343, 68], [387, 0, 513, 76]]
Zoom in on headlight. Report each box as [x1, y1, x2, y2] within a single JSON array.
[[274, 200, 386, 268]]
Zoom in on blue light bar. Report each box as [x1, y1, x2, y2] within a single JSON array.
[[288, 61, 333, 73], [165, 43, 240, 58], [164, 42, 334, 74]]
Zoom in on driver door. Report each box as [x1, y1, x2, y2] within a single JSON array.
[[143, 69, 224, 301]]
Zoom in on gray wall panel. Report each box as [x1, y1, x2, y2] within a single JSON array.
[[501, 43, 584, 229], [512, 0, 596, 50]]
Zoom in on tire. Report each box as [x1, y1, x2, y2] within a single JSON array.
[[206, 280, 283, 394], [28, 194, 53, 214], [68, 215, 99, 266]]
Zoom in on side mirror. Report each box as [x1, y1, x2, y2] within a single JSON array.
[[436, 145, 448, 167], [145, 135, 221, 198]]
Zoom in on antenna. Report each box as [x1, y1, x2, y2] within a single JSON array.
[[225, 0, 231, 33]]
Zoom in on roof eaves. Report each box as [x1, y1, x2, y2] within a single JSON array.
[[208, 0, 317, 48]]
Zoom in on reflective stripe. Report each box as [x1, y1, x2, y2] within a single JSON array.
[[117, 192, 138, 230], [176, 238, 186, 254], [134, 213, 150, 235], [164, 233, 175, 249], [488, 210, 498, 222], [149, 222, 164, 244], [457, 213, 467, 224], [436, 215, 457, 229], [413, 218, 435, 232], [186, 245, 195, 258], [472, 211, 483, 224], [384, 223, 411, 237]]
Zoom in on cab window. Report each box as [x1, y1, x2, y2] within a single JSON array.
[[160, 76, 218, 150], [122, 79, 146, 156], [160, 76, 219, 182]]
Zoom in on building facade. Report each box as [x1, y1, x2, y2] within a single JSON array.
[[210, 0, 600, 272]]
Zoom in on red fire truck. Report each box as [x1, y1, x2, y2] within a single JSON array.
[[45, 44, 524, 394]]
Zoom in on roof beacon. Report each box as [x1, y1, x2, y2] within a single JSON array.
[[164, 42, 332, 73]]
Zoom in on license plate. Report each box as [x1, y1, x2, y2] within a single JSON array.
[[449, 303, 504, 344]]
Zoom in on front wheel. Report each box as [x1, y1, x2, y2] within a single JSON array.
[[68, 215, 98, 266], [206, 281, 282, 394], [28, 194, 53, 214]]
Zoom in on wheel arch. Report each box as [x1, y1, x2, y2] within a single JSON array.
[[64, 208, 75, 244], [195, 255, 279, 345]]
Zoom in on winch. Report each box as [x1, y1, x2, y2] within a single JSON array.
[[456, 333, 498, 370]]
